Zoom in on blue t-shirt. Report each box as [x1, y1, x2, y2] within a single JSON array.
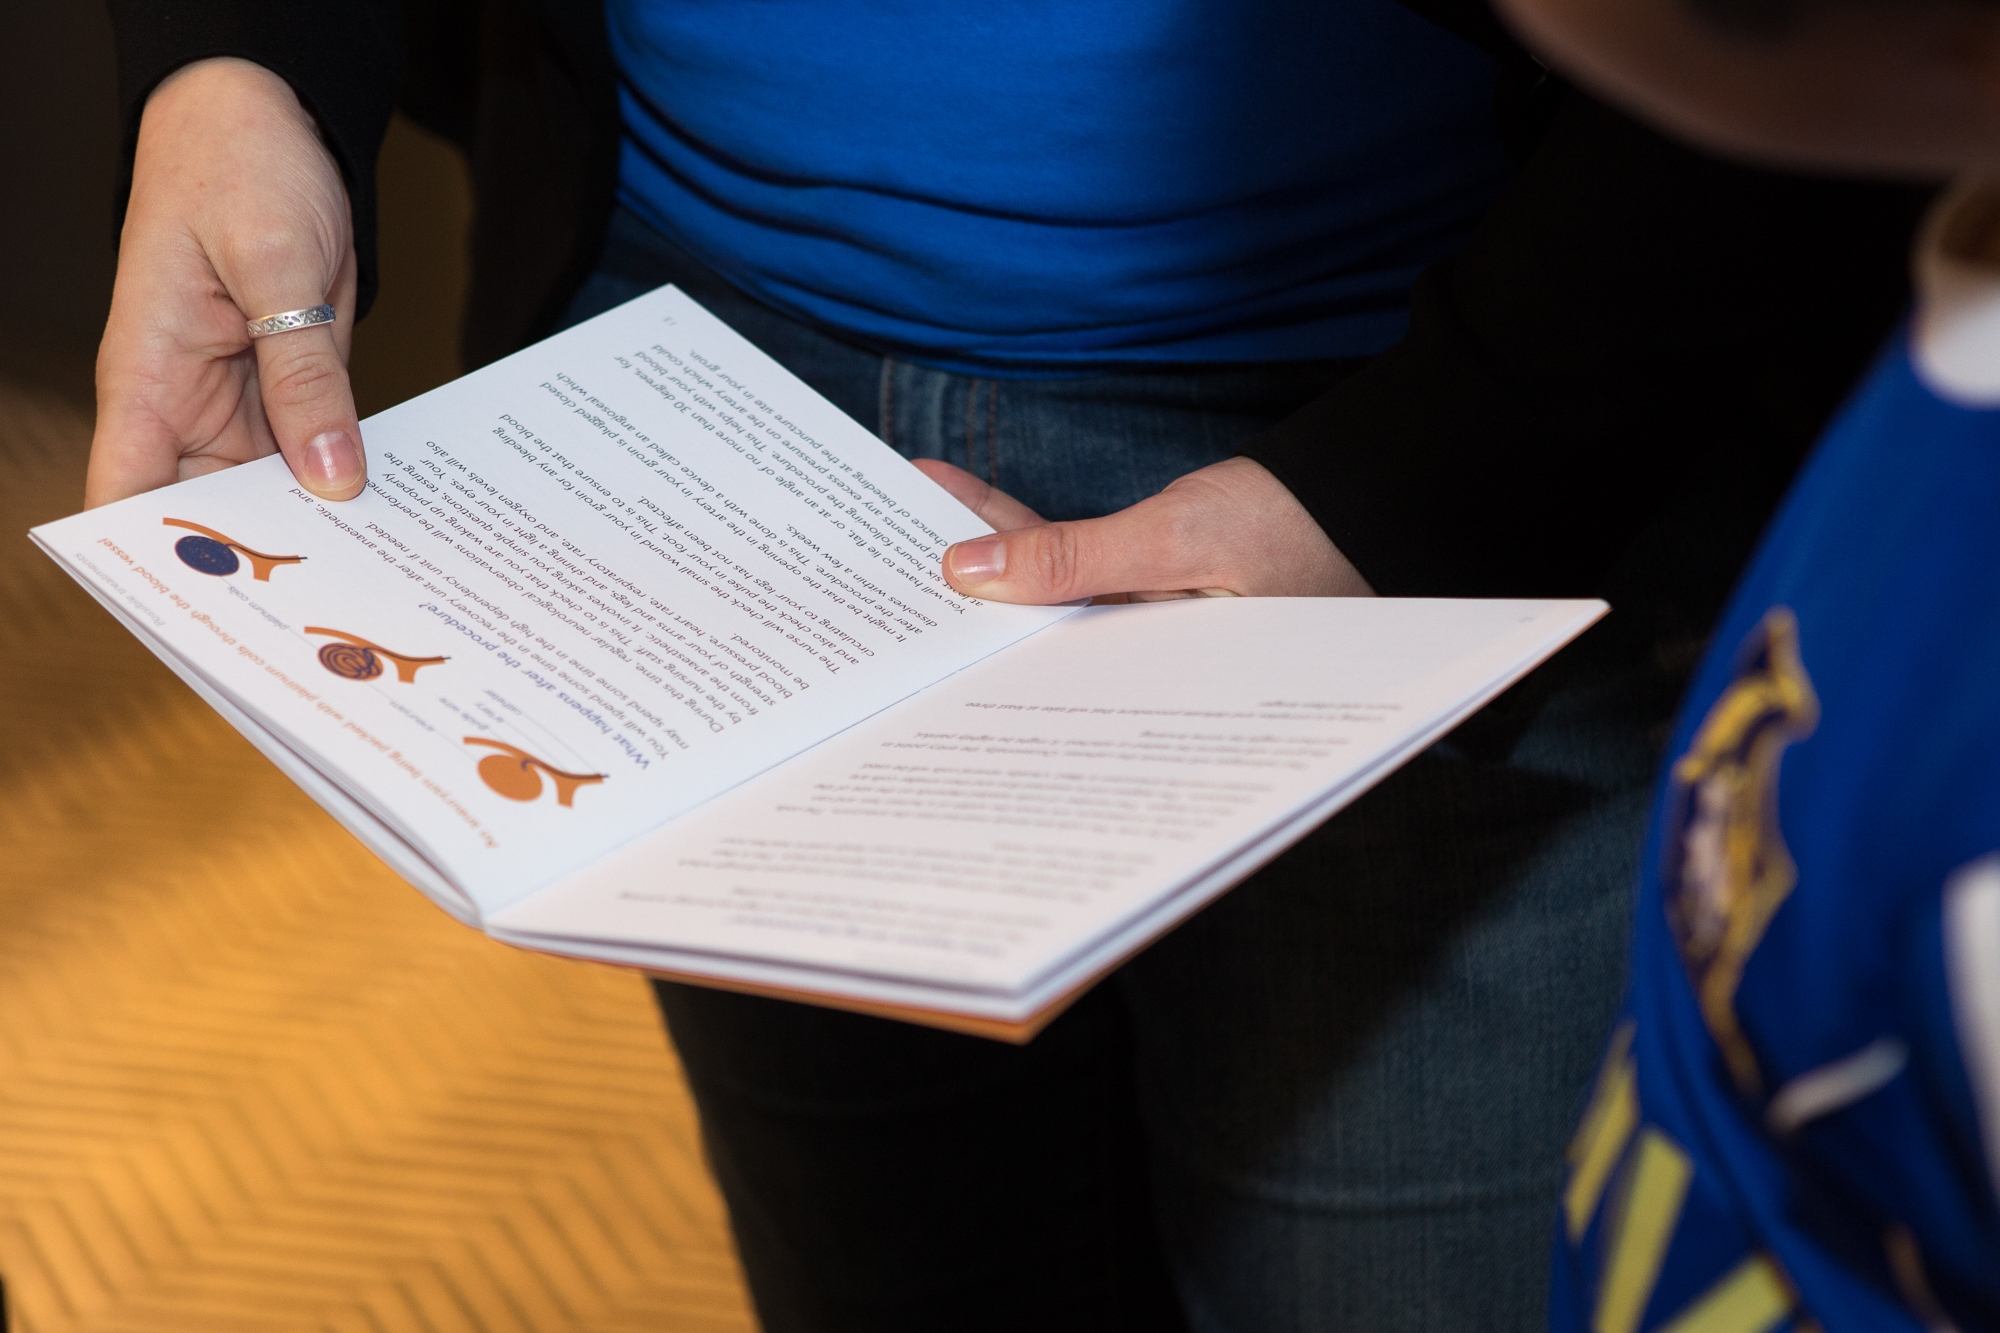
[[1550, 269, 2000, 1325], [607, 1, 1509, 373]]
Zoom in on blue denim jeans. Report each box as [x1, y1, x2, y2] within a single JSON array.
[[559, 209, 1693, 1333]]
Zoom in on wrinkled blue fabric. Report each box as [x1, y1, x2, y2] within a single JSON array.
[[607, 0, 1509, 372]]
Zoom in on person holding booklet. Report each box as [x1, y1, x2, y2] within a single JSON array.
[[87, 1, 1927, 1329]]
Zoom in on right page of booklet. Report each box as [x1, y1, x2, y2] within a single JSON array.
[[490, 596, 1605, 1015]]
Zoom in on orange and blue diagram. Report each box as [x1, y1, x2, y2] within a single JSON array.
[[305, 627, 448, 683], [165, 518, 305, 581], [464, 737, 606, 808]]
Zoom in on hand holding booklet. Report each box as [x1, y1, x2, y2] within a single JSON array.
[[31, 289, 1604, 1040]]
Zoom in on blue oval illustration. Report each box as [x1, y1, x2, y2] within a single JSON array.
[[174, 534, 240, 576]]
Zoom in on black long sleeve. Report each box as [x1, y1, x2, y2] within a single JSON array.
[[1241, 90, 1931, 597], [108, 0, 406, 318]]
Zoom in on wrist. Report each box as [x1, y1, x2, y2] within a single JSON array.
[[143, 57, 309, 135], [1215, 457, 1375, 597], [127, 57, 351, 262]]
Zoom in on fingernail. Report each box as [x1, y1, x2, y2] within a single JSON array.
[[947, 537, 1006, 584], [305, 431, 361, 492]]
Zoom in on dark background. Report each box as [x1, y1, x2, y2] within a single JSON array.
[[0, 4, 473, 422]]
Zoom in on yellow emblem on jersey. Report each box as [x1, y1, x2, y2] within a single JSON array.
[[1664, 607, 1819, 1095]]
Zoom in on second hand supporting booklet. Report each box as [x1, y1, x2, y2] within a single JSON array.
[[32, 287, 1604, 1040]]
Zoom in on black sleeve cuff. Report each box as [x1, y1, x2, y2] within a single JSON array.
[[108, 0, 406, 319]]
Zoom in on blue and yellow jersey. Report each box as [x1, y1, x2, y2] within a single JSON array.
[[1552, 186, 2000, 1333]]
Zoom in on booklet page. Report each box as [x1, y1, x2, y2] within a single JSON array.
[[32, 287, 1069, 913], [492, 597, 1604, 997]]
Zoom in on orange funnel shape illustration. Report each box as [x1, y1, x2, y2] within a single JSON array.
[[465, 737, 606, 808], [165, 518, 305, 581], [305, 627, 448, 684]]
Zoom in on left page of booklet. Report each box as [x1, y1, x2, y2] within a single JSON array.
[[30, 286, 1072, 919]]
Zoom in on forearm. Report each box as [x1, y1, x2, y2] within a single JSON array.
[[109, 0, 406, 318]]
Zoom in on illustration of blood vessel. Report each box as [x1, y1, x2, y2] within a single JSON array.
[[464, 737, 606, 808], [164, 518, 305, 581], [304, 627, 448, 684]]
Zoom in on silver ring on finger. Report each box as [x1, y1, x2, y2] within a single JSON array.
[[246, 304, 336, 339]]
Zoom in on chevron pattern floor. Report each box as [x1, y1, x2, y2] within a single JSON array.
[[0, 376, 758, 1332]]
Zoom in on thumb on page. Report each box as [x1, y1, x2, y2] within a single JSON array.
[[940, 457, 1374, 602], [944, 504, 1209, 605], [245, 255, 366, 501]]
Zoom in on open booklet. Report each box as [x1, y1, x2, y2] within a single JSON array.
[[31, 287, 1604, 1040]]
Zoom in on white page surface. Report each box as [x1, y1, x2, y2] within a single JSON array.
[[492, 597, 1605, 996], [32, 287, 1069, 914]]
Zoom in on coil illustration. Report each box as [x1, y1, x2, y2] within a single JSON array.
[[464, 737, 606, 808], [304, 627, 448, 684], [164, 518, 305, 581]]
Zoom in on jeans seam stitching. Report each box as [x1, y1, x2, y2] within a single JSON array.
[[964, 377, 977, 475], [985, 380, 999, 490], [880, 358, 897, 451]]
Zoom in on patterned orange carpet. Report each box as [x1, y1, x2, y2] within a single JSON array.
[[0, 376, 757, 1332]]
